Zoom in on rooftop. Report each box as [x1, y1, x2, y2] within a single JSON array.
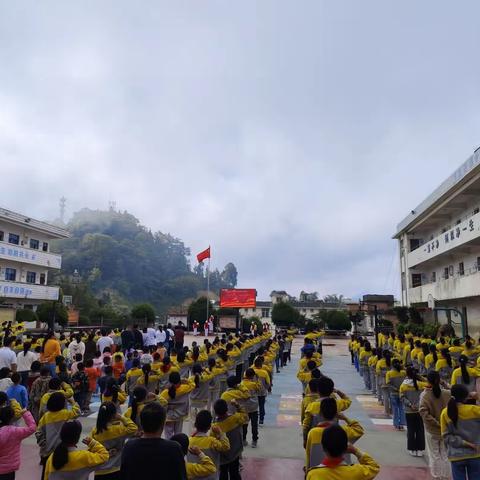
[[0, 207, 70, 239], [394, 148, 480, 237]]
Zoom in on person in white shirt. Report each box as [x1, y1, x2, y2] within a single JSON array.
[[155, 326, 166, 345], [16, 342, 38, 384], [0, 337, 17, 372], [145, 325, 157, 348], [97, 329, 114, 354], [68, 334, 85, 362]]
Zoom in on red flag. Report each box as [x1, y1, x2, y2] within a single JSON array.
[[196, 246, 211, 263]]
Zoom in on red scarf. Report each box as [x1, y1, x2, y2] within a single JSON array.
[[322, 457, 345, 468]]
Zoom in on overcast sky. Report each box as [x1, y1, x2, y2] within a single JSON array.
[[2, 1, 480, 300]]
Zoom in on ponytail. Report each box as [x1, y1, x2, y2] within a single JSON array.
[[427, 371, 442, 399], [406, 366, 419, 390], [168, 384, 177, 399], [392, 359, 401, 373], [23, 342, 31, 356], [447, 397, 459, 427], [442, 349, 452, 368], [52, 442, 69, 471], [142, 364, 151, 388], [52, 421, 82, 470], [459, 355, 470, 384], [430, 345, 438, 364], [131, 387, 147, 423], [449, 384, 469, 427], [168, 372, 181, 399], [192, 364, 202, 389], [384, 351, 391, 368], [96, 402, 116, 434]]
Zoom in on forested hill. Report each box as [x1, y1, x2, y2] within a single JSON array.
[[51, 208, 238, 316]]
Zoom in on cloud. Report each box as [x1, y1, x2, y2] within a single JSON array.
[[1, 1, 480, 300]]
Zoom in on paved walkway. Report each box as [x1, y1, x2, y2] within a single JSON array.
[[16, 336, 434, 479]]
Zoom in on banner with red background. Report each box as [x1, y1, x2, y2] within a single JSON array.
[[220, 288, 257, 308]]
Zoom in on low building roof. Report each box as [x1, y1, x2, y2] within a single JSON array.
[[0, 207, 70, 239]]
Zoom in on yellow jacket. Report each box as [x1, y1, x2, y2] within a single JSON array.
[[44, 438, 109, 480], [186, 453, 217, 480]]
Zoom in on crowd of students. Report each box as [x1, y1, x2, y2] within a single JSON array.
[[350, 330, 480, 480], [0, 320, 295, 480], [297, 331, 380, 480]]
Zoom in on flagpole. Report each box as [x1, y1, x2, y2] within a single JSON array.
[[206, 253, 210, 325]]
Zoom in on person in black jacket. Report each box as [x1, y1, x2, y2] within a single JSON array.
[[121, 325, 135, 352], [120, 402, 187, 480], [132, 324, 144, 350]]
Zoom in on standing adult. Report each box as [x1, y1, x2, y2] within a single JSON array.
[[208, 316, 214, 335], [97, 329, 114, 355], [155, 326, 166, 346], [16, 342, 38, 385], [174, 325, 185, 352], [68, 334, 85, 363], [145, 324, 157, 350], [132, 325, 144, 350], [419, 371, 451, 480], [84, 333, 97, 363], [120, 402, 187, 480], [121, 325, 135, 352], [204, 321, 209, 337], [0, 337, 17, 372], [40, 332, 60, 377]]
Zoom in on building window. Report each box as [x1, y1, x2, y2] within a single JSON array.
[[431, 271, 436, 283], [39, 273, 46, 285], [459, 262, 465, 276], [409, 239, 421, 252], [42, 242, 48, 252], [29, 239, 39, 250], [411, 273, 422, 288], [0, 231, 3, 242], [449, 265, 454, 277], [444, 267, 449, 280], [8, 233, 19, 245], [26, 271, 36, 284], [261, 308, 270, 318], [5, 268, 16, 281]]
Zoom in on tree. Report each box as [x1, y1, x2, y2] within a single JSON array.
[[15, 309, 39, 324], [271, 302, 303, 327], [314, 309, 351, 330], [188, 297, 214, 327], [36, 302, 69, 328], [131, 304, 156, 324], [221, 263, 238, 288]]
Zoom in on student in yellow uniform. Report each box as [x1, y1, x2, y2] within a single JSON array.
[[359, 342, 373, 390], [212, 399, 248, 480], [44, 420, 109, 480], [187, 410, 230, 478], [436, 349, 454, 383], [303, 377, 352, 442], [171, 433, 217, 480], [302, 379, 321, 423], [424, 345, 438, 373], [125, 359, 143, 396], [306, 424, 380, 480], [159, 371, 195, 439], [136, 364, 161, 394], [39, 378, 74, 417], [36, 393, 81, 468], [91, 402, 138, 479], [449, 339, 465, 364], [386, 359, 406, 431], [440, 384, 480, 478], [124, 386, 167, 429], [451, 355, 479, 401], [305, 397, 364, 469]]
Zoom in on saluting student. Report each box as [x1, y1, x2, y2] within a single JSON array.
[[306, 425, 380, 480], [44, 420, 109, 480]]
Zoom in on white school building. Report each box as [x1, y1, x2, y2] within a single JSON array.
[[394, 148, 480, 337]]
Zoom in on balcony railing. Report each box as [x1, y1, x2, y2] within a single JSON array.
[[408, 268, 480, 304], [408, 209, 480, 268], [0, 241, 62, 269], [0, 281, 59, 301]]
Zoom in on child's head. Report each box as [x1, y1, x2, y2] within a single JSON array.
[[103, 356, 111, 366], [171, 433, 189, 455], [11, 372, 21, 385], [49, 377, 62, 390], [132, 359, 140, 369], [77, 362, 85, 372], [47, 392, 66, 412], [52, 421, 82, 470], [319, 397, 337, 421], [213, 399, 228, 417], [317, 376, 335, 397], [40, 366, 51, 377], [194, 410, 212, 432], [140, 402, 166, 434], [95, 351, 102, 359], [30, 361, 41, 373], [0, 392, 8, 407], [226, 375, 239, 389], [0, 406, 14, 427], [321, 424, 348, 458], [85, 359, 94, 368], [74, 353, 83, 362], [114, 354, 123, 363], [126, 352, 133, 360], [104, 366, 113, 377]]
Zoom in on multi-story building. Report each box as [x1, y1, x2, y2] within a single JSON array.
[[0, 207, 69, 310], [239, 290, 355, 325], [394, 148, 480, 336]]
